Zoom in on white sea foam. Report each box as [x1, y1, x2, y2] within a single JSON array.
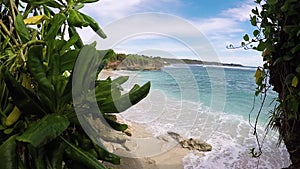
[[120, 94, 291, 168], [181, 109, 291, 169]]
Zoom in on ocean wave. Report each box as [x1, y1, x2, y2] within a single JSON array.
[[120, 93, 290, 168]]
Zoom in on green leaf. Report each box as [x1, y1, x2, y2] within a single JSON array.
[[61, 49, 80, 72], [45, 1, 63, 8], [72, 45, 102, 97], [62, 137, 107, 169], [252, 7, 259, 15], [95, 78, 117, 103], [253, 30, 260, 37], [1, 66, 47, 116], [250, 16, 257, 26], [0, 135, 17, 169], [17, 114, 69, 147], [44, 13, 67, 70], [104, 115, 128, 132], [45, 13, 66, 43], [130, 84, 141, 92], [80, 12, 107, 39], [1, 36, 10, 49], [256, 41, 266, 51], [112, 76, 129, 85], [45, 141, 65, 169], [68, 26, 84, 48], [15, 14, 31, 43], [67, 9, 89, 27], [241, 42, 245, 47], [27, 45, 55, 93], [48, 52, 61, 82], [27, 0, 51, 5], [60, 33, 80, 55], [73, 3, 85, 10], [93, 143, 120, 164], [99, 81, 150, 113], [243, 34, 249, 41], [292, 76, 298, 87]]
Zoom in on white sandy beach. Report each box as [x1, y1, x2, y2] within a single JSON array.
[[102, 121, 192, 169]]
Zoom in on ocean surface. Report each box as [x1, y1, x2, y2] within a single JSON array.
[[114, 64, 291, 169]]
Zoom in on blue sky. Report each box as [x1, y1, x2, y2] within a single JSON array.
[[78, 0, 263, 66]]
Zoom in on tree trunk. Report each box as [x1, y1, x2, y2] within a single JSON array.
[[281, 121, 300, 169], [270, 52, 300, 169]]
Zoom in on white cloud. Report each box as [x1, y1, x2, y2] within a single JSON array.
[[82, 0, 143, 22], [221, 0, 256, 22], [192, 18, 244, 36], [82, 0, 181, 24]]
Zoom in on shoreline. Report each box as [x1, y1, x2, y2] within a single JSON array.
[[102, 119, 192, 169], [98, 70, 197, 169], [98, 69, 291, 169]]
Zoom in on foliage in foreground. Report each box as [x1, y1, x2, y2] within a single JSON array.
[[233, 0, 300, 168], [0, 0, 150, 169]]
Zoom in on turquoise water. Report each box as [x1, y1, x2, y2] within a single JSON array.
[[116, 64, 290, 169], [135, 64, 275, 121]]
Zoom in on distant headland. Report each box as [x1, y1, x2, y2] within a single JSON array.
[[102, 50, 245, 71]]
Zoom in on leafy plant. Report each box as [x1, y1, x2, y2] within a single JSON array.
[[0, 0, 150, 169], [229, 0, 300, 168]]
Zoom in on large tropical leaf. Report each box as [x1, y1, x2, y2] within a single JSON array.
[[60, 49, 80, 72], [95, 78, 120, 103], [61, 137, 107, 169], [1, 66, 47, 116], [45, 141, 65, 169], [27, 45, 55, 94], [112, 76, 129, 86], [15, 14, 31, 43], [72, 45, 107, 101], [93, 142, 120, 164], [99, 81, 151, 113], [45, 13, 66, 59], [17, 114, 69, 147], [104, 114, 128, 132], [45, 13, 66, 41], [0, 135, 17, 169]]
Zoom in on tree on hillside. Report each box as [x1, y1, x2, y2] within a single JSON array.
[[234, 0, 300, 168]]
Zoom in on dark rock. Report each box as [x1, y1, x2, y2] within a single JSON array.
[[167, 131, 212, 152]]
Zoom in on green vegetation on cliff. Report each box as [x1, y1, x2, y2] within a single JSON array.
[[103, 51, 167, 70], [103, 51, 244, 70]]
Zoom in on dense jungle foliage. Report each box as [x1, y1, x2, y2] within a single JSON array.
[[0, 0, 150, 169], [235, 0, 300, 168]]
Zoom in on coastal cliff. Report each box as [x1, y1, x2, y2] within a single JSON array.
[[102, 50, 245, 71]]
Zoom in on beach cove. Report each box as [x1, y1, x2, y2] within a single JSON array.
[[98, 66, 290, 169]]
